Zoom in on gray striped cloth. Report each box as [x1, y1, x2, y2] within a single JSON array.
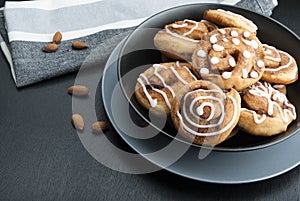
[[0, 0, 278, 87]]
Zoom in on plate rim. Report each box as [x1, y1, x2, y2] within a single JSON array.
[[101, 39, 300, 184]]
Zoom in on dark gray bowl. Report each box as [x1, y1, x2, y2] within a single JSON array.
[[117, 3, 300, 152]]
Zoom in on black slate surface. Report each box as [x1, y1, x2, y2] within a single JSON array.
[[0, 0, 299, 200]]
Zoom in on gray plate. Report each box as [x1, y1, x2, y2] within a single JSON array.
[[102, 39, 300, 184]]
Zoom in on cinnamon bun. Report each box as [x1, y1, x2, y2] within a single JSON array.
[[204, 9, 258, 33], [238, 81, 297, 136], [135, 62, 197, 116], [261, 44, 298, 85], [171, 80, 241, 146], [154, 19, 218, 60], [192, 27, 265, 91]]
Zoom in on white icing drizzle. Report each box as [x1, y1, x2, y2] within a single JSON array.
[[170, 66, 188, 85], [242, 69, 248, 79], [218, 29, 226, 35], [153, 65, 179, 97], [242, 39, 252, 46], [222, 72, 232, 79], [165, 28, 199, 43], [273, 84, 285, 89], [137, 77, 157, 107], [196, 102, 215, 121], [263, 44, 277, 52], [244, 31, 251, 38], [229, 57, 236, 67], [222, 38, 229, 42], [165, 20, 201, 43], [185, 92, 225, 127], [243, 50, 251, 58], [265, 55, 281, 62], [210, 57, 219, 64], [210, 34, 218, 44], [169, 19, 199, 37], [200, 68, 209, 75], [272, 93, 285, 103], [153, 65, 175, 108], [248, 82, 296, 123], [251, 40, 258, 49], [140, 72, 171, 109], [263, 44, 281, 62], [138, 64, 197, 109], [213, 44, 224, 51], [242, 39, 258, 49], [265, 49, 272, 54], [264, 50, 293, 72], [172, 23, 188, 28], [232, 38, 240, 45], [183, 66, 198, 81], [197, 49, 207, 57], [153, 64, 167, 69], [241, 108, 267, 124], [250, 71, 259, 78], [176, 90, 238, 136], [231, 30, 239, 37], [182, 19, 199, 36], [257, 60, 265, 68]]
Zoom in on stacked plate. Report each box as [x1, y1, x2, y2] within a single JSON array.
[[102, 4, 300, 184]]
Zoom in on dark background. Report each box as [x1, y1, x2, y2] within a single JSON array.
[[0, 0, 299, 200]]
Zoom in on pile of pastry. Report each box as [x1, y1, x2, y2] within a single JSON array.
[[135, 9, 298, 146]]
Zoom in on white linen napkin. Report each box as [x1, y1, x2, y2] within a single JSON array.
[[0, 0, 277, 87]]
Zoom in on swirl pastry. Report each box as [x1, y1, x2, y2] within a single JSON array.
[[204, 9, 258, 33], [261, 44, 298, 85], [171, 80, 241, 146], [192, 28, 265, 91], [135, 62, 197, 116], [154, 19, 218, 60], [238, 82, 297, 136]]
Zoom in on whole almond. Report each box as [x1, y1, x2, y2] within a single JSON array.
[[92, 121, 108, 133], [42, 43, 58, 52], [68, 85, 89, 96], [72, 42, 88, 50], [52, 32, 62, 44], [72, 114, 84, 131]]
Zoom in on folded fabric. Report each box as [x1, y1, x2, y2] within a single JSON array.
[[0, 0, 278, 87]]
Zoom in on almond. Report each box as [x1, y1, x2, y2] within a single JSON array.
[[42, 43, 58, 52], [68, 85, 89, 96], [92, 121, 108, 133], [72, 114, 84, 131], [52, 32, 62, 44], [72, 42, 88, 50]]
